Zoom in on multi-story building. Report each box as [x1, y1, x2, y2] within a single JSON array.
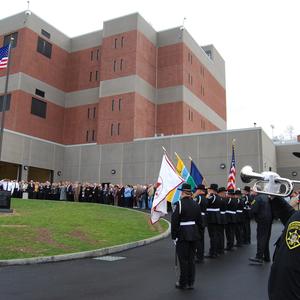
[[0, 10, 227, 182]]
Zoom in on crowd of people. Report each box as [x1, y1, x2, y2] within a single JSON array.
[[0, 179, 156, 208]]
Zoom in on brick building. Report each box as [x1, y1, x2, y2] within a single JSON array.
[[0, 11, 229, 182]]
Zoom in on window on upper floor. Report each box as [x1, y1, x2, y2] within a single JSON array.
[[121, 37, 124, 48], [91, 51, 93, 61], [86, 130, 89, 142], [120, 59, 123, 71], [37, 37, 52, 59], [0, 94, 11, 112], [3, 32, 18, 48], [92, 130, 96, 141], [95, 70, 99, 81], [112, 99, 115, 111], [93, 107, 96, 119], [113, 60, 116, 72], [41, 29, 51, 39], [110, 124, 114, 136], [31, 97, 47, 118], [118, 98, 122, 111], [96, 49, 100, 60], [89, 71, 93, 82], [35, 89, 45, 98], [114, 38, 118, 49], [117, 123, 120, 135]]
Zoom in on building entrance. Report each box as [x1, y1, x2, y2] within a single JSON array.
[[0, 161, 21, 180], [28, 167, 53, 182]]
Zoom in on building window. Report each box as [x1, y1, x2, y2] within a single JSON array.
[[120, 59, 123, 71], [95, 70, 99, 81], [86, 130, 89, 142], [93, 107, 96, 119], [0, 94, 11, 112], [31, 97, 47, 118], [117, 123, 120, 135], [41, 29, 51, 39], [113, 60, 116, 72], [35, 89, 45, 98], [118, 98, 122, 111], [92, 130, 95, 141], [112, 99, 114, 111], [121, 37, 124, 48], [37, 37, 52, 58], [110, 124, 114, 136], [188, 109, 191, 120], [96, 49, 100, 60], [191, 54, 193, 64], [91, 51, 93, 61], [188, 52, 190, 62], [191, 111, 193, 121], [88, 108, 90, 119], [89, 72, 92, 82], [3, 32, 18, 48], [114, 38, 118, 48]]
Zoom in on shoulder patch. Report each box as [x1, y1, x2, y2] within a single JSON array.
[[286, 221, 300, 250], [251, 199, 256, 205]]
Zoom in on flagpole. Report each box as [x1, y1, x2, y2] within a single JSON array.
[[0, 38, 14, 161]]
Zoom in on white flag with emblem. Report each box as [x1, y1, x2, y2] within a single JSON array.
[[151, 154, 184, 224]]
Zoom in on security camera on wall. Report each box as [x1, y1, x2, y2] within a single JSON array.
[[25, 10, 31, 16]]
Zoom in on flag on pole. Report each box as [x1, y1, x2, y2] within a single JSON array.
[[190, 160, 203, 186], [166, 153, 196, 204], [150, 154, 184, 224], [0, 45, 9, 69], [227, 141, 236, 190]]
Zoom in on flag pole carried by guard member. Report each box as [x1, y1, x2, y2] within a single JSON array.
[[227, 139, 237, 191], [0, 38, 14, 160]]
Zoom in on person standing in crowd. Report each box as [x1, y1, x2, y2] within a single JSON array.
[[44, 181, 51, 200], [242, 186, 252, 244], [171, 183, 202, 290], [27, 180, 35, 199], [288, 190, 300, 211], [193, 184, 207, 263], [66, 182, 74, 201], [249, 193, 273, 264], [225, 189, 237, 251], [205, 183, 221, 259]]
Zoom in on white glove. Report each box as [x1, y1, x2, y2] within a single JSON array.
[[173, 238, 178, 246]]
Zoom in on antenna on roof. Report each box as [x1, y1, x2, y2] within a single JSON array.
[[179, 17, 186, 40]]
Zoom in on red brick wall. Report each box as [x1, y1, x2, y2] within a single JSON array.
[[156, 102, 183, 135], [100, 31, 138, 81], [97, 93, 135, 144], [4, 90, 64, 143], [66, 47, 101, 92], [63, 104, 98, 144], [134, 94, 155, 138]]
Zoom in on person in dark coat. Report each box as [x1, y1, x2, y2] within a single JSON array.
[[268, 196, 298, 300], [249, 193, 273, 264], [171, 183, 202, 290], [217, 187, 227, 255], [242, 186, 252, 244], [225, 189, 237, 251], [205, 183, 222, 258], [193, 184, 207, 263], [235, 189, 245, 247]]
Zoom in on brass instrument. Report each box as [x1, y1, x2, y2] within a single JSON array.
[[240, 165, 300, 197]]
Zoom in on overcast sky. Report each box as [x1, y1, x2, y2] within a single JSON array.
[[1, 0, 299, 140]]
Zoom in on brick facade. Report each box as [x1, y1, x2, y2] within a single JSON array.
[[0, 11, 226, 146]]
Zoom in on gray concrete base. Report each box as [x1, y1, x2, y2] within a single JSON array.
[[0, 208, 14, 213], [0, 212, 170, 266]]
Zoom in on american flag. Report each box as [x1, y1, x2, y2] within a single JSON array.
[[0, 45, 9, 69], [227, 142, 236, 190]]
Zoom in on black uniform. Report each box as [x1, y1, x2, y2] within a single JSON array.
[[194, 194, 207, 262], [225, 194, 237, 250], [242, 193, 252, 244], [235, 194, 245, 247], [206, 193, 222, 257], [171, 196, 202, 288], [268, 209, 300, 300], [250, 194, 273, 261]]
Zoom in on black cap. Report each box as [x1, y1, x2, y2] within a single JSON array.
[[227, 189, 235, 195], [218, 187, 227, 193], [178, 183, 192, 192], [243, 186, 251, 193], [235, 190, 242, 195], [196, 184, 206, 191], [208, 183, 218, 192]]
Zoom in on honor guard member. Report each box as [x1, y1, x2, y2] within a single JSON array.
[[249, 193, 272, 264], [171, 183, 202, 290], [225, 189, 237, 251], [205, 184, 222, 258], [217, 187, 228, 255], [235, 190, 244, 247], [193, 184, 207, 263], [268, 196, 300, 300], [242, 186, 252, 244]]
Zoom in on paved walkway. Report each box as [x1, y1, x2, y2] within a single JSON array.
[[0, 218, 283, 300]]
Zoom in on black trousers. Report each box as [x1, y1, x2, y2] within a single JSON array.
[[216, 224, 225, 254], [207, 223, 218, 256], [235, 222, 243, 246], [243, 218, 251, 244], [195, 227, 205, 260], [176, 241, 197, 286], [256, 221, 272, 260], [225, 223, 235, 249]]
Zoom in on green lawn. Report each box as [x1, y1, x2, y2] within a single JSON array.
[[0, 199, 168, 260]]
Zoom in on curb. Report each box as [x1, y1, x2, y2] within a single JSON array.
[[0, 211, 170, 266]]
